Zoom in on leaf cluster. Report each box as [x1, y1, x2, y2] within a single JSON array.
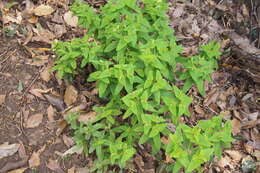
[[53, 0, 233, 172]]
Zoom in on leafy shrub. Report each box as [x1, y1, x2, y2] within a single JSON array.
[[53, 0, 233, 172]]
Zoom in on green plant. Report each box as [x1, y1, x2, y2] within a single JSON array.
[[54, 0, 233, 172]]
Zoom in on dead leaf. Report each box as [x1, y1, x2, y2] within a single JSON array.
[[231, 118, 241, 135], [29, 145, 45, 168], [171, 5, 184, 18], [229, 95, 236, 106], [62, 145, 83, 156], [247, 112, 259, 121], [217, 155, 234, 170], [3, 12, 23, 24], [64, 85, 78, 106], [56, 119, 68, 136], [165, 154, 174, 163], [253, 150, 260, 161], [7, 168, 28, 173], [204, 88, 219, 106], [194, 105, 205, 114], [27, 16, 38, 24], [40, 68, 51, 82], [47, 105, 55, 122], [161, 137, 169, 145], [30, 55, 49, 66], [78, 112, 96, 124], [32, 26, 55, 44], [241, 119, 260, 129], [241, 4, 249, 17], [68, 167, 75, 173], [76, 167, 89, 173], [18, 141, 27, 159], [52, 24, 67, 38], [64, 11, 78, 27], [62, 135, 74, 148], [229, 32, 260, 56], [246, 140, 260, 150], [25, 113, 43, 128], [34, 5, 54, 16], [44, 94, 66, 112], [0, 94, 6, 105], [242, 93, 253, 101], [225, 150, 243, 162], [241, 155, 256, 173], [63, 103, 89, 117], [46, 159, 64, 173], [29, 88, 51, 99], [0, 143, 20, 159]]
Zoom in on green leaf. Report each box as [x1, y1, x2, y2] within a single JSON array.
[[121, 148, 135, 167], [139, 133, 149, 144], [149, 123, 166, 138], [117, 39, 128, 51], [152, 134, 161, 153]]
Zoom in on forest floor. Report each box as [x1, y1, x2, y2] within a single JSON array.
[[0, 0, 259, 173]]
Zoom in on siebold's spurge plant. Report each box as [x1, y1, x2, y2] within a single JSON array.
[[53, 0, 233, 172]]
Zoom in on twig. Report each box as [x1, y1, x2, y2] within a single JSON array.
[[0, 49, 16, 65], [21, 67, 44, 98]]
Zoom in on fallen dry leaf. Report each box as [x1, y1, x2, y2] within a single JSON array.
[[0, 94, 6, 105], [30, 55, 49, 66], [18, 141, 27, 159], [62, 135, 74, 148], [241, 155, 256, 173], [194, 105, 205, 114], [217, 155, 234, 170], [40, 68, 51, 82], [56, 119, 68, 136], [225, 150, 243, 162], [231, 118, 241, 135], [7, 167, 28, 173], [32, 27, 55, 44], [242, 93, 253, 101], [29, 88, 50, 99], [204, 88, 219, 106], [27, 16, 38, 24], [62, 145, 83, 156], [64, 85, 78, 106], [246, 140, 260, 150], [161, 137, 169, 145], [46, 159, 64, 173], [165, 153, 174, 163], [78, 112, 96, 124], [253, 150, 260, 161], [45, 94, 66, 112], [34, 5, 54, 16], [75, 167, 89, 173], [47, 105, 55, 122], [3, 12, 23, 24], [64, 11, 78, 27], [63, 103, 89, 117], [52, 24, 67, 38], [29, 145, 45, 168], [247, 112, 259, 121], [68, 167, 75, 173], [25, 113, 43, 128], [241, 119, 260, 129], [29, 152, 40, 168], [0, 143, 20, 159]]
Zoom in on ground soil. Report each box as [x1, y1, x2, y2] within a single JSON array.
[[0, 37, 86, 173]]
